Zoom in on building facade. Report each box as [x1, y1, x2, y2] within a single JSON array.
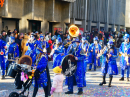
[[0, 0, 75, 34], [70, 0, 126, 32], [0, 0, 127, 34]]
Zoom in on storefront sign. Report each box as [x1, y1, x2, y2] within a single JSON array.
[[0, 0, 4, 7]]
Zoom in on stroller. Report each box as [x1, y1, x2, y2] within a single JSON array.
[[8, 55, 34, 97]]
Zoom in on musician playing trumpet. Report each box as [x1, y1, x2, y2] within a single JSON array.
[[88, 36, 101, 71], [99, 39, 118, 87], [50, 36, 64, 68], [119, 34, 130, 81]]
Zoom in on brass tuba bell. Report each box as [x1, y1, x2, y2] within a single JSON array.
[[69, 25, 79, 37]]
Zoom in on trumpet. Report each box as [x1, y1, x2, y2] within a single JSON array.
[[97, 46, 107, 59], [64, 41, 72, 47]]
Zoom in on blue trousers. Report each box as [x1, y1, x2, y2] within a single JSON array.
[[0, 55, 5, 75], [67, 75, 83, 92], [89, 63, 96, 70], [121, 66, 130, 78]]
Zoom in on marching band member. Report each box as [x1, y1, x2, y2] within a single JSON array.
[[81, 37, 89, 72], [81, 37, 89, 86], [88, 36, 101, 71], [65, 37, 86, 95], [25, 33, 37, 66], [6, 36, 19, 76], [33, 44, 51, 97], [39, 35, 49, 50], [51, 36, 64, 68], [99, 40, 118, 87], [0, 36, 7, 79], [119, 34, 130, 81]]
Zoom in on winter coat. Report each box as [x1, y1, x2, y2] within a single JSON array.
[[52, 74, 64, 93]]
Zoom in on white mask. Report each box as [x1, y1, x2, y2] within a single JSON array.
[[124, 39, 128, 43], [94, 41, 97, 44]]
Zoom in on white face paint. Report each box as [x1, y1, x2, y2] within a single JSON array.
[[82, 40, 85, 43], [94, 41, 97, 45], [124, 38, 128, 43], [30, 35, 34, 41]]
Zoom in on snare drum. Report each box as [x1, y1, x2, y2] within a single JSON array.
[[7, 63, 18, 78]]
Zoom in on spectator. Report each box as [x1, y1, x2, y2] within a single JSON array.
[[15, 35, 22, 57], [55, 30, 59, 36], [1, 30, 7, 42], [13, 29, 18, 37], [21, 33, 29, 56], [6, 30, 11, 43]]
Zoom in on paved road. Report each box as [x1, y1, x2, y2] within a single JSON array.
[[1, 57, 130, 97]]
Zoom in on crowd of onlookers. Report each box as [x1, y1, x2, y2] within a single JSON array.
[[0, 29, 128, 58]]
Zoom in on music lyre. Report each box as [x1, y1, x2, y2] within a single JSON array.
[[68, 59, 72, 75]]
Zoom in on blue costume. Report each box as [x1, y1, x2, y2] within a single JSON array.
[[119, 34, 130, 81], [33, 44, 51, 97], [65, 37, 86, 95], [6, 37, 19, 78], [52, 37, 64, 68], [0, 39, 6, 78], [88, 37, 101, 71], [25, 39, 37, 66], [99, 40, 118, 87]]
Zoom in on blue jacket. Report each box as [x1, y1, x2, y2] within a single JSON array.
[[119, 42, 130, 70], [35, 55, 48, 87], [0, 39, 6, 56], [74, 44, 86, 87], [53, 45, 64, 68], [8, 42, 19, 58]]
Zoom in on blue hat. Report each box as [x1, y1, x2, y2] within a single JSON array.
[[72, 37, 80, 43], [35, 31, 38, 34], [52, 35, 57, 40], [123, 34, 129, 39], [56, 37, 62, 43], [93, 36, 98, 41], [40, 35, 44, 40]]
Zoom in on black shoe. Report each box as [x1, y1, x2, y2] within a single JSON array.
[[119, 77, 124, 81], [108, 84, 112, 87], [127, 78, 129, 82], [99, 82, 106, 86], [77, 91, 83, 95], [88, 69, 91, 71], [108, 76, 113, 87], [94, 69, 96, 71], [65, 91, 73, 94], [1, 75, 5, 79]]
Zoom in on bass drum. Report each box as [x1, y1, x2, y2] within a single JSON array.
[[53, 54, 66, 68], [61, 54, 77, 77]]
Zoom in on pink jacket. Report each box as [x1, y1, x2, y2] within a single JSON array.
[[52, 74, 64, 93]]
